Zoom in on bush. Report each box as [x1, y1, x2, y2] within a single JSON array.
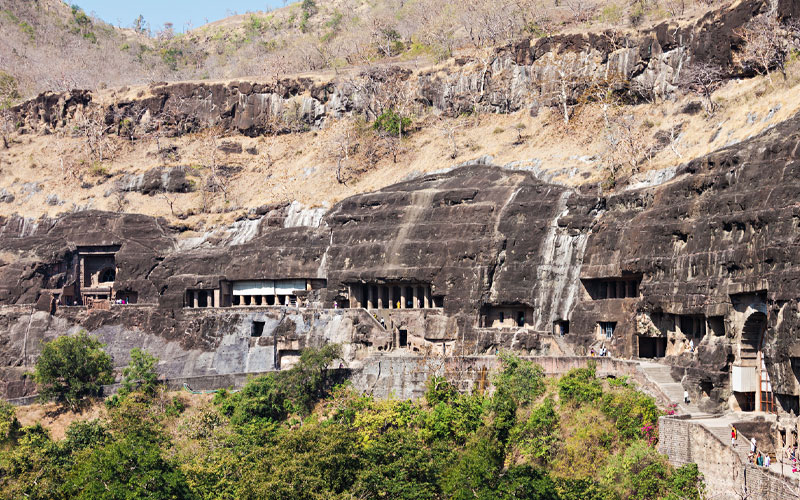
[[373, 110, 412, 137], [600, 386, 661, 440], [558, 363, 602, 404], [0, 401, 20, 444], [218, 344, 343, 426], [63, 419, 109, 452], [33, 332, 114, 411], [512, 397, 560, 464]]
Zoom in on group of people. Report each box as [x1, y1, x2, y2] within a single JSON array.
[[589, 346, 609, 357], [737, 430, 773, 469]]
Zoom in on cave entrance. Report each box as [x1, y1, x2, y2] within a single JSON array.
[[734, 312, 776, 413], [398, 329, 408, 348], [638, 337, 666, 359]]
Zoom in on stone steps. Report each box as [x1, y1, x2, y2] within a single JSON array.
[[637, 361, 702, 414]]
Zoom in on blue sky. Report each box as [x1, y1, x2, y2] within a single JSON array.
[[74, 1, 289, 33]]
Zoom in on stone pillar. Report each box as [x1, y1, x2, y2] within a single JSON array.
[[377, 286, 384, 309], [389, 286, 395, 309], [193, 291, 199, 308], [367, 286, 374, 310], [214, 289, 221, 308], [400, 287, 406, 309], [424, 286, 430, 309], [755, 351, 763, 413], [413, 287, 419, 309]]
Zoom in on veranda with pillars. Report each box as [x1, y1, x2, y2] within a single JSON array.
[[187, 289, 220, 308], [348, 283, 439, 310]]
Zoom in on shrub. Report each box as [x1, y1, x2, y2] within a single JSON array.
[[558, 363, 602, 404], [373, 109, 412, 138], [0, 401, 20, 444], [33, 332, 114, 411], [512, 397, 560, 464], [62, 419, 109, 452], [218, 344, 343, 425], [600, 386, 661, 441]]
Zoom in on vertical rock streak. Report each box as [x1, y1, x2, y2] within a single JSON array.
[[533, 191, 589, 330]]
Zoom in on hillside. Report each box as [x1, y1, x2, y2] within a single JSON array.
[[1, 0, 798, 238], [0, 0, 741, 99]]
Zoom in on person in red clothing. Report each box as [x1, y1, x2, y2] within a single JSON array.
[[731, 426, 737, 448]]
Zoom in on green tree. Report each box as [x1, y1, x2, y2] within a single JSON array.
[[65, 434, 195, 500], [62, 419, 110, 453], [492, 352, 546, 406], [0, 424, 66, 500], [33, 332, 114, 411], [119, 348, 159, 397], [442, 433, 504, 500]]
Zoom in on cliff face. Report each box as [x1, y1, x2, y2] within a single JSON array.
[[5, 105, 800, 411], [9, 0, 771, 137]]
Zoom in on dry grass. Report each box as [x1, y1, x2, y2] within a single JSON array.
[[12, 391, 215, 441]]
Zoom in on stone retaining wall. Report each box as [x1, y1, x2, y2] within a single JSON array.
[[658, 416, 800, 500]]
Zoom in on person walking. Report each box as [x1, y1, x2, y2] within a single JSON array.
[[765, 454, 771, 468], [751, 437, 757, 455], [684, 390, 690, 404], [731, 426, 737, 448]]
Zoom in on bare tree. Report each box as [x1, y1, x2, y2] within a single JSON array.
[[437, 119, 463, 159], [73, 107, 117, 162], [0, 109, 12, 149], [734, 15, 797, 84], [161, 192, 178, 217], [678, 62, 724, 115], [112, 186, 128, 213]]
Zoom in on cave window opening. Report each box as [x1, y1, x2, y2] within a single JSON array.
[[600, 322, 616, 339], [251, 321, 265, 337], [399, 329, 408, 348], [517, 311, 525, 327]]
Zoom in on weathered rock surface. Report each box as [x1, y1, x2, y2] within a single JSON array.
[[8, 0, 781, 136]]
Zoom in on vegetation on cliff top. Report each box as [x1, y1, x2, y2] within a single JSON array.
[[1, 343, 703, 499]]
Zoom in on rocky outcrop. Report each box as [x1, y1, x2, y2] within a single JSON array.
[[9, 0, 783, 135], [116, 166, 193, 195]]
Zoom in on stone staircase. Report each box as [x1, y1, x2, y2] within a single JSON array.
[[636, 361, 703, 415]]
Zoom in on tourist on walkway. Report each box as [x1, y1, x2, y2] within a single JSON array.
[[684, 390, 690, 404], [731, 426, 737, 447], [751, 437, 757, 454], [756, 453, 764, 467], [765, 454, 771, 467], [689, 339, 695, 353]]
